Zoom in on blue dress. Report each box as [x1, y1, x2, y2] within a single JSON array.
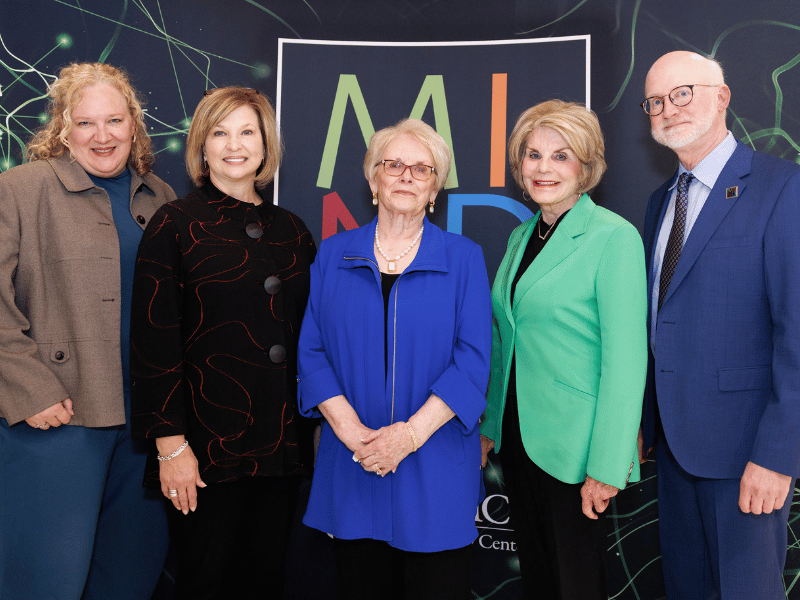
[[298, 216, 492, 552]]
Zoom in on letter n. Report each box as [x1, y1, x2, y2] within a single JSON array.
[[322, 192, 359, 240]]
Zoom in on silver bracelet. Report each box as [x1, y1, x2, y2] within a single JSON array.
[[157, 440, 189, 462]]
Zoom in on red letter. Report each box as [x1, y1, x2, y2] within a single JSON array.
[[322, 192, 359, 240]]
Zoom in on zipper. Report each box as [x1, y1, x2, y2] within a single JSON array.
[[343, 254, 397, 424], [390, 279, 398, 424]]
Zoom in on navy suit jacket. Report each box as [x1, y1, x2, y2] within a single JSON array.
[[641, 141, 800, 479]]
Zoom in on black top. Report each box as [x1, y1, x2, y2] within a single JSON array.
[[507, 211, 569, 398], [130, 182, 316, 486], [381, 272, 401, 376]]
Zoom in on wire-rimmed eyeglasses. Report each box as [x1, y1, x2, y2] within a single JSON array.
[[378, 159, 436, 181], [640, 84, 721, 116]]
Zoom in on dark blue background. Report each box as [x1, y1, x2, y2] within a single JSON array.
[[2, 2, 799, 598]]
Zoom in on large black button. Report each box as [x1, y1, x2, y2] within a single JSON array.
[[54, 351, 65, 361], [268, 345, 286, 363], [136, 215, 146, 225], [245, 223, 263, 238], [263, 276, 281, 295]]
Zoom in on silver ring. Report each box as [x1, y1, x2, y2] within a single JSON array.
[[168, 489, 178, 498], [37, 424, 46, 429]]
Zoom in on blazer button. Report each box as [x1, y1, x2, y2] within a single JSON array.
[[136, 215, 146, 225], [269, 345, 286, 363], [263, 276, 282, 295], [54, 351, 65, 361], [245, 222, 263, 238]]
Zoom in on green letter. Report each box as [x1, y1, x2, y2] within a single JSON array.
[[410, 76, 458, 189], [317, 75, 375, 189]]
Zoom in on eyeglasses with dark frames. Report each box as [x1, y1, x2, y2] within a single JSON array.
[[640, 84, 721, 116], [378, 159, 436, 181]]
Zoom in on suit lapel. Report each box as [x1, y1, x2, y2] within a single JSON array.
[[500, 218, 536, 325], [659, 143, 753, 308], [643, 180, 673, 309], [512, 194, 593, 312]]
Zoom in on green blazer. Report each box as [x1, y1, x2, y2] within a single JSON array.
[[481, 194, 647, 488]]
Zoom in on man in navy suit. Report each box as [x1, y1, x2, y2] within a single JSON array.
[[640, 51, 800, 599]]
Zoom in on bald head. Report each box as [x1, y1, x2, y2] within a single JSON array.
[[644, 51, 730, 168], [646, 51, 725, 96]]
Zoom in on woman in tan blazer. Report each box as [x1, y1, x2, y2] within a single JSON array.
[[0, 63, 175, 600]]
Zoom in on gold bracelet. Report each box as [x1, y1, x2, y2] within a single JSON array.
[[405, 422, 419, 452]]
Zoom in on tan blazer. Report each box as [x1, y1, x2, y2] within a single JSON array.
[[0, 154, 175, 426]]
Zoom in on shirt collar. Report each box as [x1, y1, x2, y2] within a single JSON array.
[[670, 131, 737, 190]]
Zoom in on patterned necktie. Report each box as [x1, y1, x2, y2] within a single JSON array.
[[658, 172, 693, 311]]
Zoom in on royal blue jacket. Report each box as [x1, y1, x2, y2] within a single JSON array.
[[297, 216, 491, 552]]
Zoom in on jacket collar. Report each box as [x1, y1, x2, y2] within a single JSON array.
[[503, 193, 594, 316], [340, 215, 449, 274], [656, 140, 753, 309], [49, 153, 151, 197]]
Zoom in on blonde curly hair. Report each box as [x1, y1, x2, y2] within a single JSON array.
[[26, 62, 153, 176]]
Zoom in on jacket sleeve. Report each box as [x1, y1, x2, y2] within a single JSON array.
[[586, 224, 648, 488], [0, 173, 70, 424], [129, 207, 188, 439], [296, 241, 345, 418], [751, 170, 800, 476], [429, 244, 492, 434], [479, 312, 504, 443]]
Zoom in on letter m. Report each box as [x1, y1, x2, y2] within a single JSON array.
[[316, 74, 458, 189]]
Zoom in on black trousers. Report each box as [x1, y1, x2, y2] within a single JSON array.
[[168, 475, 299, 600], [333, 537, 473, 600], [499, 390, 608, 600]]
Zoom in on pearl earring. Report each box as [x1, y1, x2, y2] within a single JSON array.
[[429, 200, 435, 214], [372, 192, 378, 206]]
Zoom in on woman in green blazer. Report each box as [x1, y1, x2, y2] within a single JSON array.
[[480, 100, 647, 600]]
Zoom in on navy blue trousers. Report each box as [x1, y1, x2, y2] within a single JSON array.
[[657, 438, 792, 600], [0, 393, 168, 600]]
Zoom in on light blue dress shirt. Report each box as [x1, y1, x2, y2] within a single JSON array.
[[650, 132, 738, 350]]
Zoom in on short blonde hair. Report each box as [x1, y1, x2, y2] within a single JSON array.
[[26, 62, 153, 175], [508, 100, 606, 194], [185, 87, 281, 189], [363, 118, 451, 192]]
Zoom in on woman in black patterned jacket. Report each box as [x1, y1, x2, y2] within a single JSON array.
[[130, 87, 316, 600]]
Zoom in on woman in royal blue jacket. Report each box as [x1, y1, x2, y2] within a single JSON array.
[[297, 118, 491, 600]]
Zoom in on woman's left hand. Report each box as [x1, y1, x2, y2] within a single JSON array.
[[580, 475, 619, 519], [355, 422, 415, 476]]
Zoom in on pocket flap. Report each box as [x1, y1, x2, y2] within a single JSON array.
[[50, 343, 70, 363], [718, 365, 771, 391]]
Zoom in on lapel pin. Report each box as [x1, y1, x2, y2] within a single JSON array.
[[726, 186, 738, 199]]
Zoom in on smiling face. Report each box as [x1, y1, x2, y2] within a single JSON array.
[[520, 127, 583, 219], [203, 104, 265, 191], [66, 83, 134, 178], [369, 134, 437, 218], [645, 52, 729, 163]]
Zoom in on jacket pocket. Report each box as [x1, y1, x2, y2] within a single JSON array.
[[718, 365, 771, 391], [49, 343, 70, 364], [552, 379, 596, 404]]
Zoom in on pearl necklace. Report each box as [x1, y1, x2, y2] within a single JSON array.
[[374, 224, 424, 272]]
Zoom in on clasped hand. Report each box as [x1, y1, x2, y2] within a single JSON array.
[[353, 422, 414, 477]]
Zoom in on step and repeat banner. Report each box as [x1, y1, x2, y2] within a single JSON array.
[[2, 2, 799, 599]]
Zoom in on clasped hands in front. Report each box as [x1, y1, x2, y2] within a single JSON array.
[[348, 421, 414, 477]]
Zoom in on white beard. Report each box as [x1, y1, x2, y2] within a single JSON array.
[[651, 113, 715, 149]]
